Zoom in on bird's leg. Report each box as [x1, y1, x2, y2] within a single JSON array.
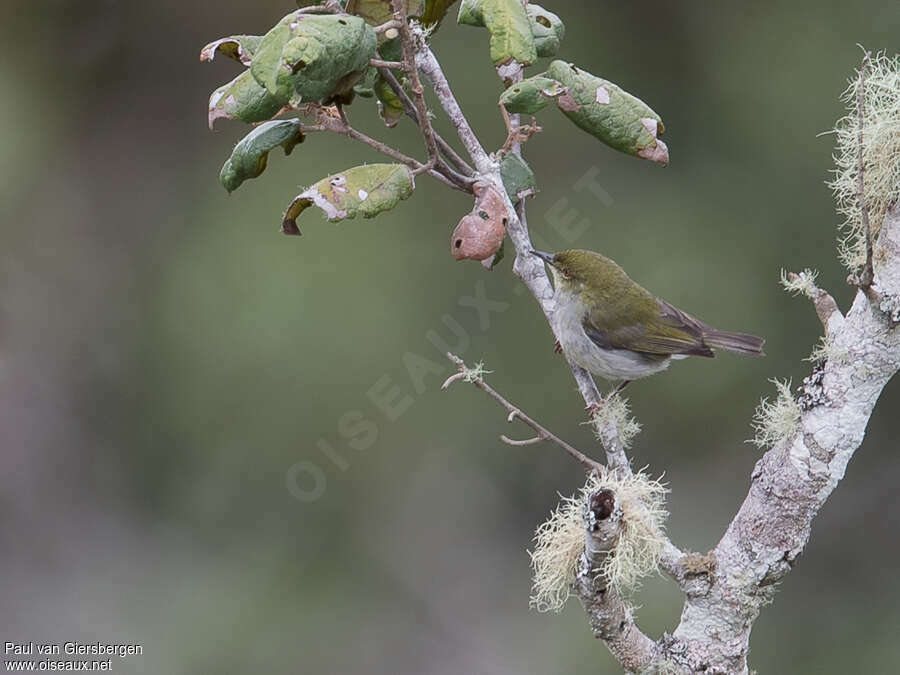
[[554, 340, 563, 354], [585, 382, 630, 417], [585, 401, 604, 417], [610, 380, 631, 397]]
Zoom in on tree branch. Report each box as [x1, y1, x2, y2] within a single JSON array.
[[575, 487, 660, 672], [416, 45, 492, 172], [369, 58, 404, 70], [855, 50, 875, 289], [441, 353, 605, 473], [376, 65, 475, 177], [416, 44, 634, 474], [668, 206, 900, 673], [390, 1, 439, 175], [782, 269, 843, 334], [411, 31, 899, 675], [305, 115, 465, 192]]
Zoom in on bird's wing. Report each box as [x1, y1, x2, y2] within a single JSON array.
[[582, 298, 714, 358]]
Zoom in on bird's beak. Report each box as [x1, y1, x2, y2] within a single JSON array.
[[530, 249, 556, 266]]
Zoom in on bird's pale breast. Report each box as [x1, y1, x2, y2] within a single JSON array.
[[553, 291, 672, 381]]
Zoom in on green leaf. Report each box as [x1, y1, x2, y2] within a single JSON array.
[[200, 35, 263, 66], [546, 60, 669, 165], [457, 0, 484, 26], [500, 153, 536, 203], [483, 239, 504, 270], [378, 36, 403, 62], [208, 69, 286, 129], [421, 0, 460, 27], [346, 0, 425, 25], [282, 163, 415, 234], [219, 119, 305, 193], [353, 67, 378, 97], [526, 4, 564, 58], [463, 0, 537, 66], [251, 13, 376, 105], [498, 74, 566, 114], [374, 75, 405, 126]]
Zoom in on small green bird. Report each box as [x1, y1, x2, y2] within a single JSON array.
[[531, 249, 765, 394]]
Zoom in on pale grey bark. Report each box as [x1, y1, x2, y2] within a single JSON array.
[[665, 205, 900, 674]]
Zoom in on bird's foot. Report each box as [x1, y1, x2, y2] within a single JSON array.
[[553, 340, 562, 354], [609, 380, 631, 397], [585, 401, 605, 417]]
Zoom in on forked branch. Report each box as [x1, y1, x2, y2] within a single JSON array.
[[442, 353, 605, 473]]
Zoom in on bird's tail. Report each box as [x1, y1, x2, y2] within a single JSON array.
[[703, 329, 766, 356]]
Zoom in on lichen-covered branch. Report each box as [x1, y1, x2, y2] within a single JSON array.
[[416, 32, 899, 675], [576, 488, 659, 672], [666, 205, 900, 673]]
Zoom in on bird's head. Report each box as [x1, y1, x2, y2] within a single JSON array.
[[530, 249, 617, 295]]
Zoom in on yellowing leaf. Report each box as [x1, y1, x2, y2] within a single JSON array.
[[219, 119, 305, 193], [200, 35, 263, 66], [282, 164, 415, 234]]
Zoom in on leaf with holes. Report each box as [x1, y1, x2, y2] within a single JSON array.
[[200, 35, 263, 66], [547, 60, 668, 165], [282, 163, 415, 234], [526, 4, 564, 58], [251, 12, 376, 105], [450, 182, 509, 261], [499, 74, 566, 114], [500, 153, 536, 203], [219, 119, 305, 193], [208, 69, 286, 129]]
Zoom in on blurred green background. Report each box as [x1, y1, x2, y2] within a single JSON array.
[[2, 1, 899, 673]]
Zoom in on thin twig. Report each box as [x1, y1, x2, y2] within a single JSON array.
[[312, 115, 463, 192], [369, 59, 404, 70], [498, 103, 542, 158], [373, 19, 401, 35], [785, 271, 843, 332], [856, 49, 874, 289], [442, 353, 606, 473], [417, 45, 492, 172], [390, 1, 439, 175], [500, 435, 544, 446], [376, 66, 475, 177]]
